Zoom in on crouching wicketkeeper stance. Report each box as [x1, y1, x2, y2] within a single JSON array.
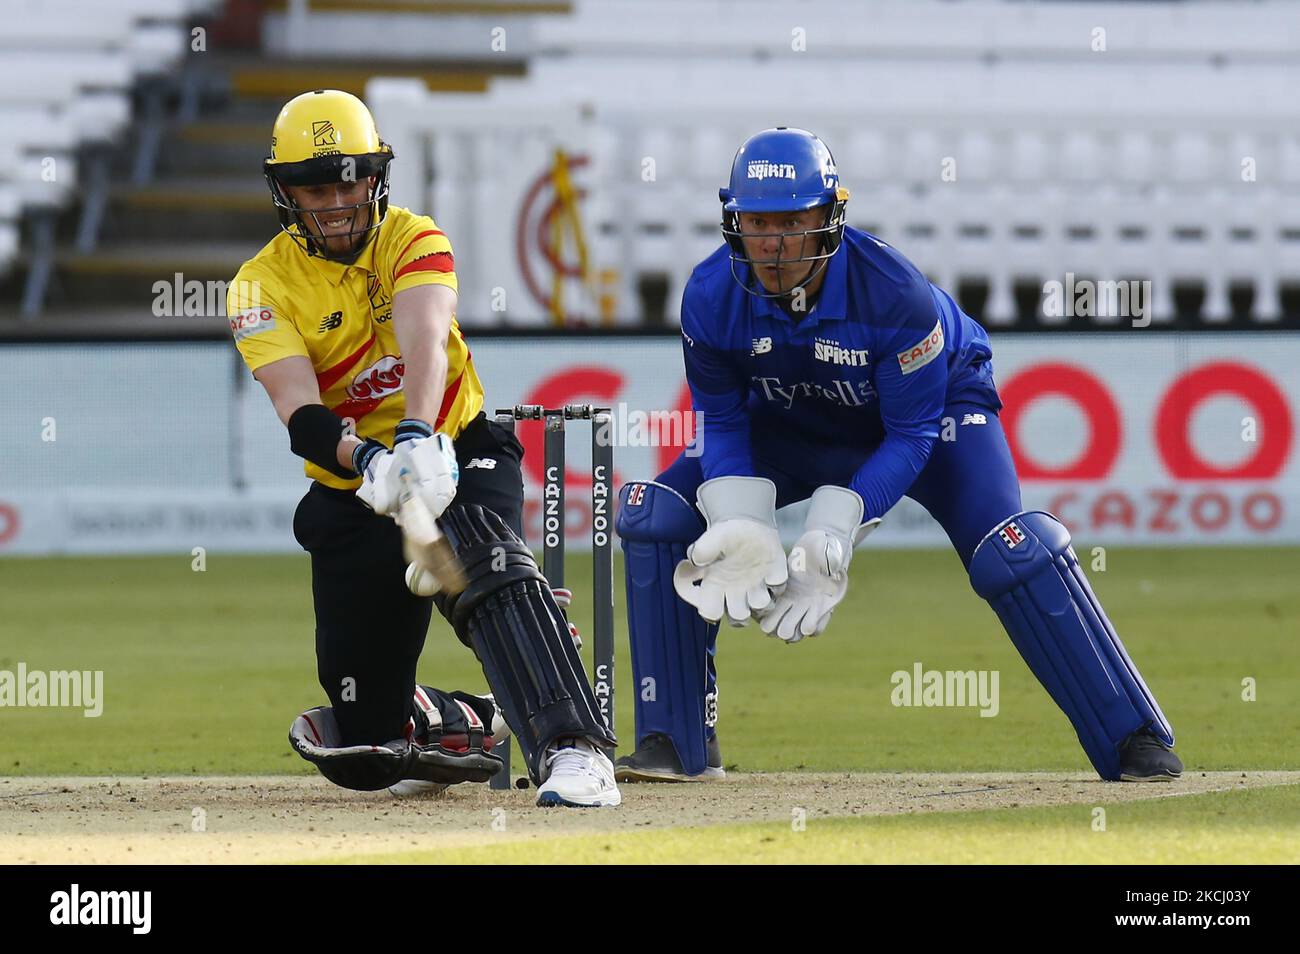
[[615, 128, 1183, 785], [226, 90, 620, 807]]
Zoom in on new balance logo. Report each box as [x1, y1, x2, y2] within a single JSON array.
[[752, 337, 772, 356], [465, 457, 497, 470], [961, 413, 987, 426], [999, 523, 1025, 549], [317, 311, 343, 333]]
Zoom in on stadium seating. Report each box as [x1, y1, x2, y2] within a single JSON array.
[[0, 0, 217, 308], [260, 0, 567, 61], [369, 0, 1300, 327], [4, 0, 1297, 328]]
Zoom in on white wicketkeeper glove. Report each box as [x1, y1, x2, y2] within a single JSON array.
[[673, 476, 788, 625], [755, 485, 880, 643], [356, 427, 458, 519]]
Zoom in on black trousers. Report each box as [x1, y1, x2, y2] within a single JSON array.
[[292, 412, 525, 745]]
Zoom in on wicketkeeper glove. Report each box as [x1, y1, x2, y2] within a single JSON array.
[[756, 485, 879, 643], [672, 476, 788, 625]]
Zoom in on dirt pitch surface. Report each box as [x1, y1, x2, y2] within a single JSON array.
[[2, 771, 1295, 864]]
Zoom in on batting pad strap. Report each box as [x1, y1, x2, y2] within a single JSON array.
[[412, 685, 503, 754], [290, 703, 502, 790], [969, 511, 1174, 781], [617, 480, 717, 775], [433, 504, 616, 781]]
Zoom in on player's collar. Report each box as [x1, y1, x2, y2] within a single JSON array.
[[749, 243, 847, 324], [305, 224, 381, 284]]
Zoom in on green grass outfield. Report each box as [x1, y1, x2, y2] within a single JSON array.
[[1, 546, 1296, 777]]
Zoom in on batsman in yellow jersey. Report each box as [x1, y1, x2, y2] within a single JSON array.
[[227, 90, 620, 807]]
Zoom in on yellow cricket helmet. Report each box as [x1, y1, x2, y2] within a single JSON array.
[[263, 89, 395, 262]]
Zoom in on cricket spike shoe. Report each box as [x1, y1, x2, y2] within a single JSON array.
[[614, 732, 725, 783], [536, 739, 622, 807], [1117, 727, 1183, 782]]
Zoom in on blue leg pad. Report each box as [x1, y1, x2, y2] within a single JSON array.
[[617, 479, 718, 776], [969, 511, 1174, 781]]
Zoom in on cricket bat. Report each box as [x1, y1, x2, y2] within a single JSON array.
[[396, 466, 467, 596]]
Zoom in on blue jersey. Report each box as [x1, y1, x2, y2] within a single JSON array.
[[680, 226, 997, 522]]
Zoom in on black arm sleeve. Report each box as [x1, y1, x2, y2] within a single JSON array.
[[287, 404, 357, 479]]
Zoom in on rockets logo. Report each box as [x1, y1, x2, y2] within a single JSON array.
[[999, 522, 1026, 549], [346, 355, 405, 401], [312, 120, 337, 148]]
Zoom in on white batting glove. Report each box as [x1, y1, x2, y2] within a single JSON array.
[[356, 430, 458, 519], [355, 446, 400, 515], [756, 486, 879, 643], [391, 432, 459, 520], [673, 477, 788, 625]]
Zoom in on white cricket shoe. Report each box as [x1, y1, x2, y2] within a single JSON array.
[[535, 739, 622, 808]]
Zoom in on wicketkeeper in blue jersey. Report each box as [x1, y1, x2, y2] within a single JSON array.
[[614, 127, 1183, 784]]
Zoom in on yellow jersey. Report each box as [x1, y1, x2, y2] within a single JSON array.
[[226, 206, 484, 489]]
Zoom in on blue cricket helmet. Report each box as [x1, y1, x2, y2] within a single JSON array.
[[719, 127, 850, 299]]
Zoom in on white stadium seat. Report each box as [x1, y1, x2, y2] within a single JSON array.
[[369, 0, 1300, 326], [0, 183, 18, 278], [0, 0, 217, 276]]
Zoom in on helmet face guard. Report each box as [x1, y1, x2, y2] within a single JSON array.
[[718, 127, 849, 300], [264, 150, 393, 263], [720, 195, 848, 300]]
